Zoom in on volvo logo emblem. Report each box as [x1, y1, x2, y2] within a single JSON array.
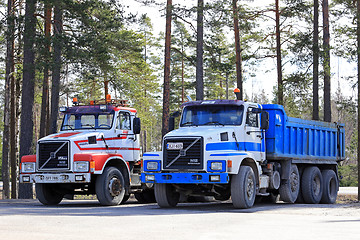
[[50, 152, 56, 159]]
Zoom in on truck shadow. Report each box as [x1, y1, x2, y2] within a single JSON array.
[[1, 198, 358, 217]]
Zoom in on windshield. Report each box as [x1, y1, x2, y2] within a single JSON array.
[[61, 112, 115, 130], [180, 105, 244, 127]]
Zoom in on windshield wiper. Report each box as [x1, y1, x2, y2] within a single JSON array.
[[204, 121, 224, 126], [182, 121, 193, 126], [62, 124, 74, 130], [81, 124, 96, 130]]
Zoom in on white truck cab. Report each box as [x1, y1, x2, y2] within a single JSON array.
[[20, 98, 154, 205]]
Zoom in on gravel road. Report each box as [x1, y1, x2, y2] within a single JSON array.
[[0, 196, 359, 240]]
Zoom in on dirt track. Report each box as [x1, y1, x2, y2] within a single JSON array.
[[0, 195, 359, 240]]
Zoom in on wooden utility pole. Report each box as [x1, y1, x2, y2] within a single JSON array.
[[162, 0, 172, 137], [323, 0, 331, 122], [196, 0, 204, 100], [312, 0, 319, 121], [233, 0, 243, 100], [275, 0, 283, 105]]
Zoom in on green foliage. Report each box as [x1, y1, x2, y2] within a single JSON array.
[[338, 164, 358, 187], [282, 73, 313, 119]]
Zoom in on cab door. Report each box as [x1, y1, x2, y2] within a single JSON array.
[[114, 111, 134, 161], [244, 106, 264, 161]]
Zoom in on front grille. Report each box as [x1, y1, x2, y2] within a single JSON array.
[[163, 137, 203, 170], [37, 141, 70, 171]]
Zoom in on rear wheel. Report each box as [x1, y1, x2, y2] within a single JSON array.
[[96, 167, 126, 206], [154, 184, 180, 208], [279, 164, 300, 203], [231, 166, 256, 209], [320, 169, 338, 204], [36, 183, 64, 205], [301, 166, 323, 204]]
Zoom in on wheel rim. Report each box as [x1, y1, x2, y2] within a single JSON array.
[[312, 175, 321, 196], [290, 170, 299, 193], [246, 174, 254, 199], [108, 177, 122, 197]]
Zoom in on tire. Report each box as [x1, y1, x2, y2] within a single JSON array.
[[35, 183, 64, 205], [320, 169, 338, 204], [231, 166, 256, 209], [301, 166, 323, 204], [154, 184, 180, 208], [95, 167, 126, 206], [135, 189, 156, 203], [279, 164, 300, 203]]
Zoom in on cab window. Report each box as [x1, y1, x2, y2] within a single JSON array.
[[246, 108, 258, 127], [117, 112, 131, 130]]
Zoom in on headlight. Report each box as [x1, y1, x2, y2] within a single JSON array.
[[21, 162, 35, 173], [74, 161, 89, 172], [145, 175, 155, 181], [146, 161, 159, 170], [211, 162, 223, 171]]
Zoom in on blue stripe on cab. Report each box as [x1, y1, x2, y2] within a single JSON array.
[[210, 153, 247, 156], [206, 142, 263, 152], [143, 153, 160, 157]]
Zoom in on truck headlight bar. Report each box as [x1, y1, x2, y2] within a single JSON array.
[[144, 160, 160, 171], [74, 161, 89, 173], [207, 160, 226, 172], [21, 162, 35, 173]]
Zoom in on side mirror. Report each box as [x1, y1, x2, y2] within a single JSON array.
[[168, 111, 181, 132], [133, 117, 141, 134], [260, 111, 269, 130]]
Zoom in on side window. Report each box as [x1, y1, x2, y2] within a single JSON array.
[[117, 112, 131, 130], [246, 108, 258, 127]]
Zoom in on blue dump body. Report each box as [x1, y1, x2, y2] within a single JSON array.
[[263, 104, 345, 162]]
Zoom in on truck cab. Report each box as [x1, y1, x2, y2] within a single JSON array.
[[141, 99, 345, 209], [20, 98, 150, 205]]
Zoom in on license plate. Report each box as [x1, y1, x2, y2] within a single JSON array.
[[167, 142, 183, 150], [36, 175, 59, 182]]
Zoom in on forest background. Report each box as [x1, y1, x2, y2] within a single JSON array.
[[0, 0, 358, 199]]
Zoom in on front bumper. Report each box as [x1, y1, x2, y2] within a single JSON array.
[[20, 173, 91, 184], [141, 172, 229, 184]]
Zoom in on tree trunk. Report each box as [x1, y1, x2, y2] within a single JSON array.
[[323, 0, 331, 122], [233, 0, 243, 100], [50, 3, 63, 134], [312, 0, 319, 121], [275, 0, 283, 105], [162, 0, 172, 137], [40, 4, 52, 138], [18, 0, 37, 199], [2, 0, 16, 199], [10, 17, 17, 199], [196, 0, 204, 101], [356, 0, 360, 201]]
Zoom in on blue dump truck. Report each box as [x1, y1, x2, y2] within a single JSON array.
[[141, 99, 345, 209]]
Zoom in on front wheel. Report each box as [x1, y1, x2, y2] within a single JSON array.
[[231, 166, 256, 209], [154, 184, 180, 208], [96, 167, 126, 206], [36, 183, 64, 205]]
